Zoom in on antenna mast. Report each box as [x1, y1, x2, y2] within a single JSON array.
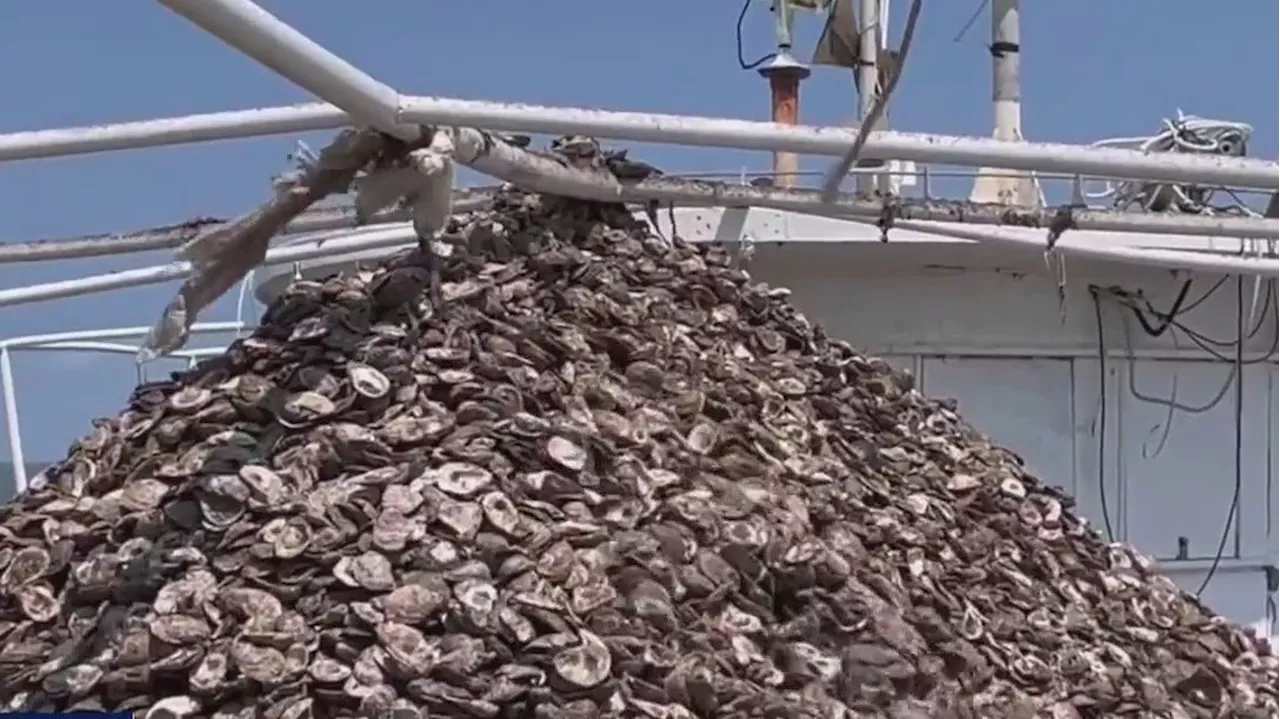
[[970, 0, 1043, 207]]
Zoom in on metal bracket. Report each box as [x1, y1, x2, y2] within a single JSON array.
[[1045, 205, 1079, 249], [877, 198, 898, 241]]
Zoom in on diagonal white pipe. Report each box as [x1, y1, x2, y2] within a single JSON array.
[[149, 0, 1277, 288], [156, 0, 419, 141], [152, 0, 1278, 192], [156, 0, 695, 215]]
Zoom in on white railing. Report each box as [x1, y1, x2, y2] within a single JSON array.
[[659, 165, 1275, 210], [2, 166, 1274, 267], [0, 323, 244, 493]]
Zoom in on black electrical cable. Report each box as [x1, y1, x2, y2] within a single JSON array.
[[1170, 281, 1273, 346], [1131, 273, 1228, 330], [1195, 276, 1246, 597], [1090, 285, 1116, 542], [735, 0, 776, 71], [1118, 278, 1276, 362], [1178, 275, 1231, 315], [1126, 279, 1193, 337], [1170, 281, 1276, 363], [1122, 275, 1268, 343], [1176, 317, 1278, 365], [1172, 285, 1269, 347]]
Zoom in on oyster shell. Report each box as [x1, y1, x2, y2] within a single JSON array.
[[0, 138, 1272, 718]]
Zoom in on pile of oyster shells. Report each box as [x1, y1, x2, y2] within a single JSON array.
[[0, 161, 1275, 718]]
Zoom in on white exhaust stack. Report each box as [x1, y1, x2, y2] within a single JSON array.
[[969, 0, 1043, 207]]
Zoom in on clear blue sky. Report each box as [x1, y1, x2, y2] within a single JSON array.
[[0, 0, 1275, 463]]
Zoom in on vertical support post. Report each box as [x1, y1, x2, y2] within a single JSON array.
[[991, 0, 1021, 143], [0, 348, 26, 494], [758, 54, 811, 189], [855, 0, 886, 194], [970, 0, 1042, 207]]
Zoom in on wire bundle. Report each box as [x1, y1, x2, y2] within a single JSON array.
[[1089, 112, 1260, 216]]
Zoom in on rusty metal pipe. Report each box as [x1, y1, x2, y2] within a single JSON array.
[[758, 54, 811, 189]]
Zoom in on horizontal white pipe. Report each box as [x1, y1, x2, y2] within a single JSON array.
[[2, 170, 1280, 266], [870, 218, 1278, 277], [19, 340, 222, 357], [874, 344, 1277, 363], [8, 212, 1271, 311], [3, 177, 1272, 266], [199, 0, 1271, 198], [395, 96, 1278, 190], [0, 207, 355, 264], [1, 99, 1274, 192], [266, 216, 1280, 289], [22, 0, 1280, 195], [626, 178, 1278, 239], [0, 322, 245, 349], [0, 197, 1273, 309], [0, 225, 417, 308], [117, 0, 1280, 191], [157, 0, 419, 141], [0, 188, 501, 264], [0, 104, 346, 162], [0, 321, 239, 493]]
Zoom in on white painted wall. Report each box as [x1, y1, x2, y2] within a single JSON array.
[[740, 241, 1278, 631]]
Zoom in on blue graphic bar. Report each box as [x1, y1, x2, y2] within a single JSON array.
[[0, 706, 131, 711]]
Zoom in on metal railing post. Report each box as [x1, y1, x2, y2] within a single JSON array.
[[0, 348, 27, 493]]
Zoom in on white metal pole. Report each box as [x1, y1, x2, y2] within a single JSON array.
[[0, 349, 26, 493], [394, 96, 1279, 190], [0, 105, 347, 163], [881, 219, 1275, 276], [157, 0, 803, 234], [991, 0, 1021, 144], [970, 0, 1041, 207], [874, 0, 894, 195], [1, 180, 1272, 267], [0, 225, 420, 308], [43, 0, 1280, 190], [156, 0, 419, 141], [0, 96, 1275, 190], [0, 323, 247, 350], [0, 189, 502, 264], [0, 194, 1272, 311], [854, 0, 881, 195], [0, 323, 243, 494]]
